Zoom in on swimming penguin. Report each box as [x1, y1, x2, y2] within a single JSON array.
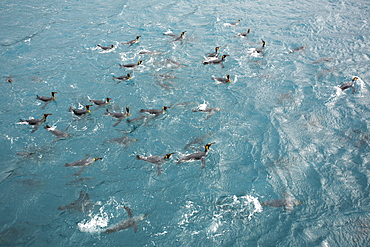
[[260, 193, 301, 211], [6, 75, 13, 83], [36, 92, 57, 109], [19, 113, 52, 133], [212, 75, 231, 84], [172, 31, 186, 43], [312, 57, 335, 64], [105, 135, 138, 149], [164, 58, 187, 68], [206, 46, 221, 58], [65, 154, 102, 176], [248, 40, 266, 56], [339, 77, 358, 94], [136, 153, 174, 175], [37, 92, 57, 102], [122, 36, 141, 46], [234, 29, 250, 38], [113, 73, 132, 84], [104, 107, 130, 126], [192, 103, 221, 120], [203, 55, 229, 68], [177, 143, 215, 169], [139, 106, 170, 117], [89, 98, 111, 106], [44, 124, 70, 142], [119, 60, 144, 69], [224, 19, 241, 27], [58, 191, 94, 212], [97, 44, 114, 50], [288, 45, 308, 53], [184, 132, 213, 151], [105, 206, 147, 234], [69, 105, 92, 116]]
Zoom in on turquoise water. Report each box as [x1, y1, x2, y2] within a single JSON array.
[[1, 0, 370, 246]]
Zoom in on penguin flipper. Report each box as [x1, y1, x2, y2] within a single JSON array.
[[201, 158, 206, 169], [74, 166, 85, 176], [113, 118, 123, 127], [41, 102, 49, 109], [124, 206, 133, 218], [31, 125, 39, 133], [157, 164, 162, 176]]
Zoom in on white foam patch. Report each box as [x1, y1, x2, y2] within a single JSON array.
[[247, 48, 263, 57], [215, 194, 263, 220], [164, 29, 173, 35], [325, 87, 342, 107], [78, 198, 127, 234], [78, 203, 108, 233]]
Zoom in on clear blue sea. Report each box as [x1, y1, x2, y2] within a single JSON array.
[[1, 0, 370, 246]]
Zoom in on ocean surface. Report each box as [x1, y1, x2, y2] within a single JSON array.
[[1, 0, 370, 246]]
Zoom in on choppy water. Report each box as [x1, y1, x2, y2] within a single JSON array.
[[1, 0, 370, 246]]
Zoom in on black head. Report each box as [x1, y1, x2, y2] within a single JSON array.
[[43, 113, 52, 118], [205, 142, 215, 150], [136, 36, 141, 39], [215, 46, 221, 51], [247, 29, 251, 33], [137, 60, 144, 65], [125, 107, 130, 114], [164, 153, 175, 159], [51, 92, 57, 96], [353, 77, 358, 81], [162, 106, 170, 111]]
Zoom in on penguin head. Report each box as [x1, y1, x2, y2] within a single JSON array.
[[162, 106, 170, 111], [51, 91, 57, 97], [136, 36, 141, 39], [106, 98, 111, 102], [205, 142, 215, 150], [137, 60, 144, 65], [164, 153, 175, 159], [353, 77, 358, 81], [93, 157, 103, 161], [125, 107, 130, 116], [43, 114, 52, 119], [86, 105, 92, 112], [247, 29, 251, 33], [215, 46, 220, 51]]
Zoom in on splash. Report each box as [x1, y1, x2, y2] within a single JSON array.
[[215, 194, 263, 220], [77, 204, 108, 233], [78, 198, 127, 234]]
